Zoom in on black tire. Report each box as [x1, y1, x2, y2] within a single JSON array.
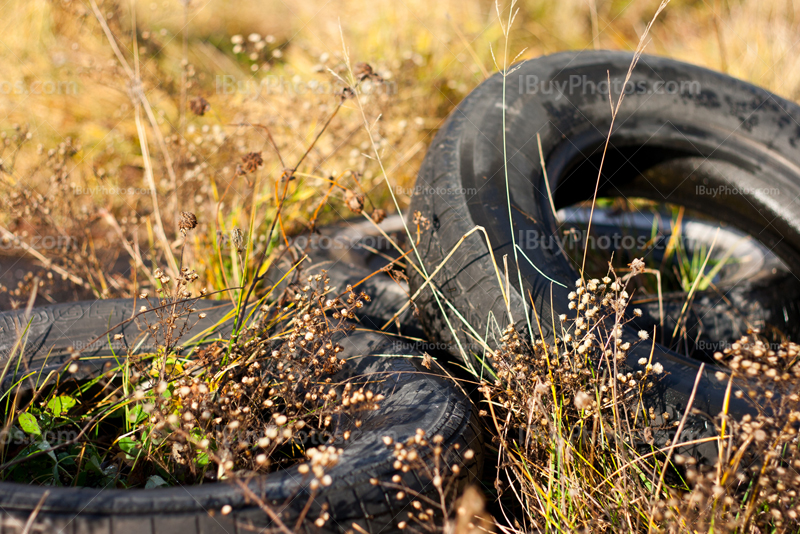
[[0, 299, 238, 391], [0, 300, 483, 533], [267, 214, 421, 334], [408, 50, 800, 462], [558, 206, 800, 355], [557, 205, 789, 288]]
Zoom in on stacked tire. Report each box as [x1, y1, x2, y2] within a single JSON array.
[[407, 51, 800, 464]]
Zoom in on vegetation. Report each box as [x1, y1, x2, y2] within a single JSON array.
[[1, 0, 799, 532]]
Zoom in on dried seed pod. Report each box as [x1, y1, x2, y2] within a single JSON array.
[[179, 211, 197, 234], [231, 228, 245, 253], [345, 190, 364, 214], [240, 152, 263, 174], [371, 208, 387, 224], [189, 96, 210, 116], [353, 62, 374, 80]]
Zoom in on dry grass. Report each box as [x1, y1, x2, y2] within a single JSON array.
[[1, 0, 800, 532], [3, 0, 800, 302], [3, 0, 800, 304]]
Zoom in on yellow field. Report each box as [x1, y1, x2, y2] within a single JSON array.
[[1, 0, 798, 298]]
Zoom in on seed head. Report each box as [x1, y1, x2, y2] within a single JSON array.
[[231, 228, 245, 253], [353, 62, 375, 81], [574, 391, 592, 410], [189, 96, 210, 116], [240, 152, 263, 174], [179, 211, 197, 235], [371, 208, 387, 224], [345, 190, 364, 214]]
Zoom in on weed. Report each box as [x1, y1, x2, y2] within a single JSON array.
[[660, 338, 800, 532], [1, 272, 379, 492], [371, 431, 481, 533], [2, 0, 800, 531]]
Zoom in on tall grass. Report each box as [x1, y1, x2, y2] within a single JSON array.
[[0, 0, 799, 532]]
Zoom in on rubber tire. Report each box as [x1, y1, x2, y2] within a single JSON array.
[[266, 215, 421, 334], [408, 51, 800, 463], [0, 300, 483, 534], [558, 206, 800, 354]]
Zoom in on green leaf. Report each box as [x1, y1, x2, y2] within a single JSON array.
[[195, 452, 209, 466], [87, 453, 103, 474], [117, 437, 140, 460], [144, 475, 167, 489], [127, 405, 148, 425], [18, 413, 41, 436], [189, 427, 206, 442], [37, 439, 57, 463], [46, 395, 77, 416]]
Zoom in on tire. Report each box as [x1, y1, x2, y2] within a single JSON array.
[[267, 214, 421, 334], [557, 205, 789, 288], [0, 299, 238, 391], [0, 300, 483, 533], [558, 206, 800, 356], [408, 50, 800, 463]]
